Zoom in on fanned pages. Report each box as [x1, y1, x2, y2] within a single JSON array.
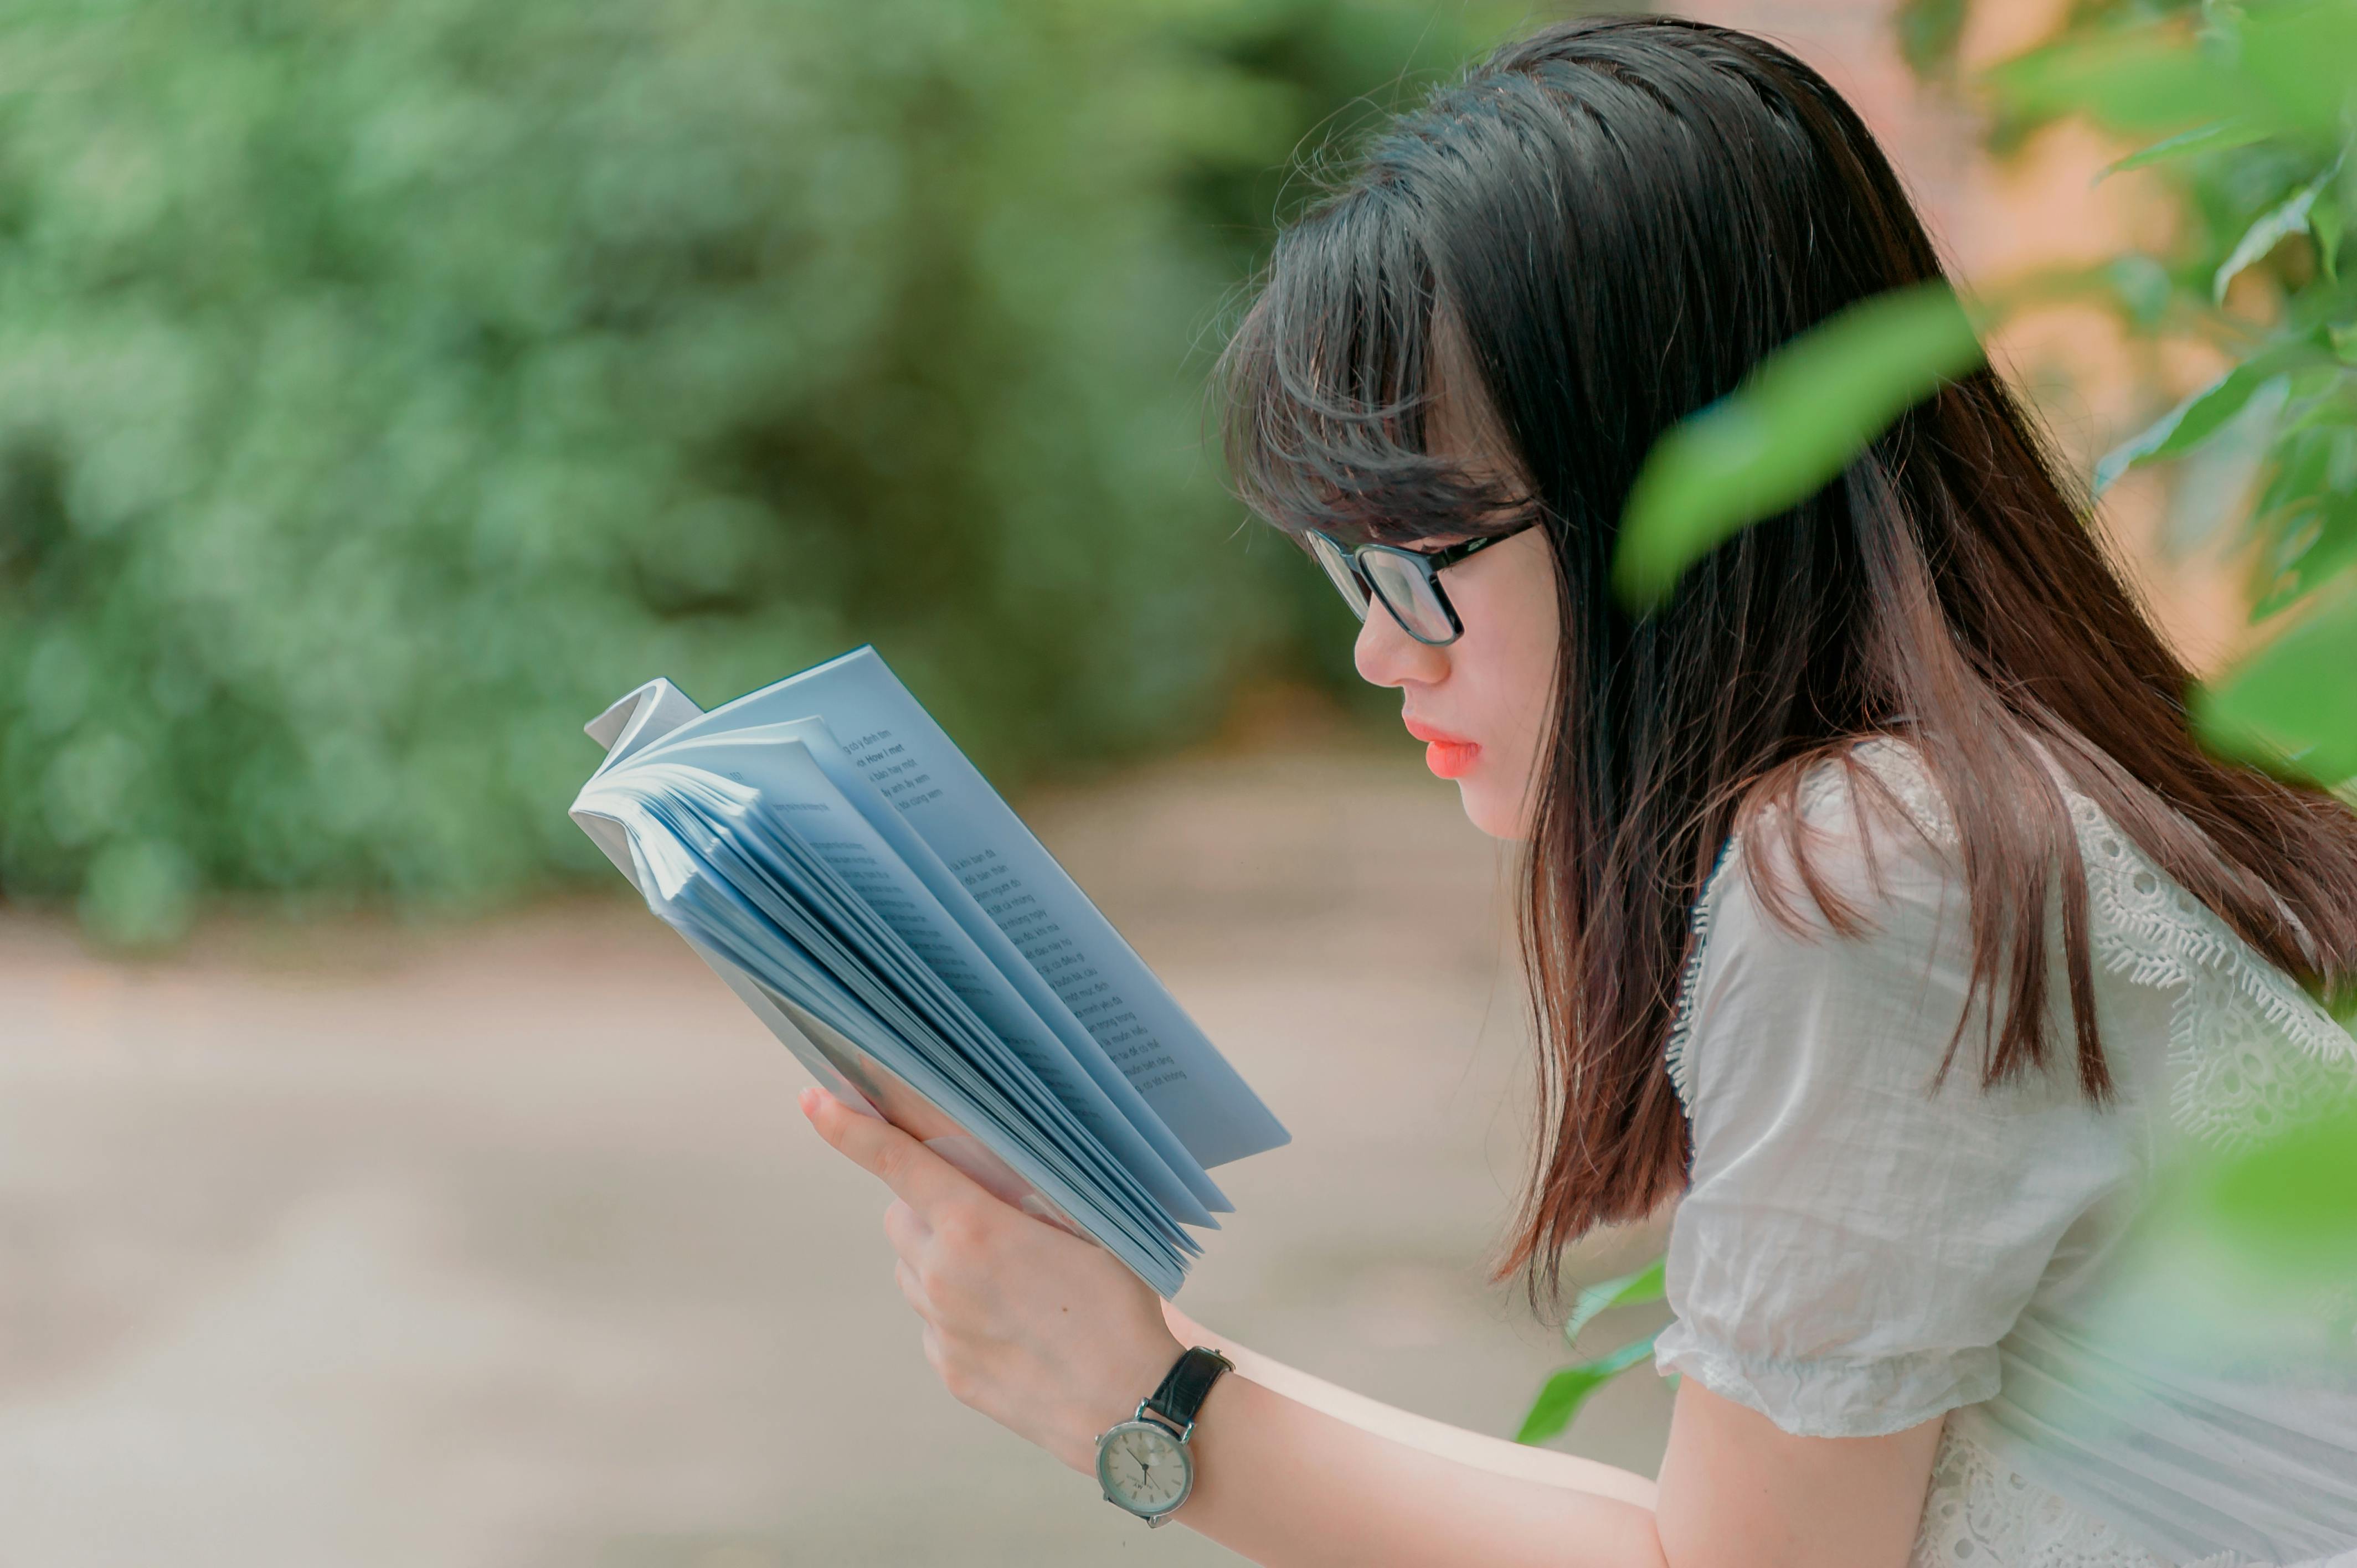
[[569, 646, 1289, 1296]]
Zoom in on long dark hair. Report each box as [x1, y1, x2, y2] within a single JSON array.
[[1216, 14, 2357, 1300]]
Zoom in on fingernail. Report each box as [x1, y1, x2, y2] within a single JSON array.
[[797, 1087, 820, 1120]]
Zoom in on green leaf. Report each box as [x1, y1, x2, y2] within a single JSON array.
[[2093, 338, 2327, 493], [1895, 0, 1967, 79], [2214, 164, 2338, 303], [2236, 1, 2357, 141], [1991, 32, 2244, 137], [2251, 501, 2357, 618], [1514, 1333, 1660, 1446], [2253, 422, 2357, 523], [2104, 254, 2178, 328], [1994, 5, 2357, 145], [1612, 282, 1984, 610], [2278, 380, 2357, 431], [2104, 118, 2269, 177], [2194, 579, 2357, 783], [2248, 417, 2357, 616], [1561, 1256, 1667, 1348], [2190, 1101, 2357, 1279]]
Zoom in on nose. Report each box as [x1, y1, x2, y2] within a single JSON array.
[[1353, 595, 1450, 690]]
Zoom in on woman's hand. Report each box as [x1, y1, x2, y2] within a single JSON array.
[[799, 1087, 1183, 1473]]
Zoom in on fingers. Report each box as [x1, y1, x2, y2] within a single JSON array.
[[799, 1086, 987, 1213], [884, 1197, 929, 1255], [894, 1257, 932, 1317]]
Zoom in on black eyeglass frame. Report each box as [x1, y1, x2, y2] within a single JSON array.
[[1304, 518, 1540, 647]]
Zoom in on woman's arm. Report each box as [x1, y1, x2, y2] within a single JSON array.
[[1159, 1299, 1657, 1506], [801, 1088, 1940, 1568], [1167, 1365, 1666, 1567], [1168, 1368, 1939, 1568]]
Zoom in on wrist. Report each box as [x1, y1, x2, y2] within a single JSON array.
[[1091, 1343, 1236, 1528], [1062, 1326, 1185, 1474]]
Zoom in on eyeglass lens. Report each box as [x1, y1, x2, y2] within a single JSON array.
[[1306, 534, 1371, 621], [1357, 548, 1458, 643]]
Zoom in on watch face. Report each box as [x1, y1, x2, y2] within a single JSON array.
[[1097, 1420, 1191, 1517]]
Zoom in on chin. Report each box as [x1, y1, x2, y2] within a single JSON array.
[[1455, 780, 1527, 841]]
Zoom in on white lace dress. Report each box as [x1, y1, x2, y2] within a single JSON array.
[[1652, 742, 2357, 1568]]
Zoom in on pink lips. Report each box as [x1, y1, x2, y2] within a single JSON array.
[[1403, 716, 1480, 780]]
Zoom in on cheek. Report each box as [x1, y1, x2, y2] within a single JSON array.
[[1452, 553, 1559, 835], [1485, 567, 1560, 766], [1484, 637, 1556, 833]]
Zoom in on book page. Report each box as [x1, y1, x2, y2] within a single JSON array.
[[649, 715, 1231, 1216], [651, 648, 1290, 1171], [573, 768, 1186, 1294], [626, 729, 1217, 1230], [602, 766, 1181, 1251]]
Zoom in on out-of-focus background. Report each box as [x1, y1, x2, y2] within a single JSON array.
[[0, 1, 2294, 1564]]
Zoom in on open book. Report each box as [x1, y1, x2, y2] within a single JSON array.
[[570, 646, 1289, 1297]]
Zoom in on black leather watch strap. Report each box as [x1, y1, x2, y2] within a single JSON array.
[[1143, 1346, 1233, 1435]]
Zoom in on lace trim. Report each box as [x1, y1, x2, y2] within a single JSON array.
[[2068, 791, 2357, 1152], [1912, 1419, 2162, 1568], [1664, 740, 2357, 1152], [1665, 834, 1738, 1112], [1909, 1420, 2240, 1568], [1850, 740, 2356, 1150], [1908, 1419, 2349, 1568]]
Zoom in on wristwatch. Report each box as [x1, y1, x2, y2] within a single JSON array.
[[1094, 1345, 1233, 1526]]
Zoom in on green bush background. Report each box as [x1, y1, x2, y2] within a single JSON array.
[[0, 0, 1536, 941]]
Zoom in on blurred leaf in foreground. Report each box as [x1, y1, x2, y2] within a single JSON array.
[[1515, 1334, 1661, 1446], [2214, 162, 2344, 303], [1560, 1256, 1666, 1347], [2194, 1100, 2357, 1280], [2194, 579, 2357, 786], [2103, 1089, 2357, 1366], [1612, 282, 1983, 611], [2093, 337, 2329, 494], [1515, 1255, 1669, 1446], [1989, 29, 2242, 138], [1992, 1, 2357, 146], [2103, 120, 2272, 178]]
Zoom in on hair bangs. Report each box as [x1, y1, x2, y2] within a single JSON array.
[[1217, 189, 1530, 547]]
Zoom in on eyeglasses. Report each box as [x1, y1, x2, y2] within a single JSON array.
[[1303, 520, 1538, 647]]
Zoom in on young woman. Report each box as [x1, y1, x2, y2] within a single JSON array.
[[802, 16, 2357, 1566]]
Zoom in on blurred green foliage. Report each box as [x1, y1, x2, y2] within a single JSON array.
[[0, 0, 1533, 941], [2193, 1099, 2357, 1277], [1975, 0, 2357, 785], [1515, 1257, 1666, 1445], [1611, 281, 1983, 608]]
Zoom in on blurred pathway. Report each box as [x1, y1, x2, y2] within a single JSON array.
[[0, 745, 1670, 1568]]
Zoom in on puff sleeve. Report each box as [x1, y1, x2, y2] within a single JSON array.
[[1653, 768, 2134, 1438]]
